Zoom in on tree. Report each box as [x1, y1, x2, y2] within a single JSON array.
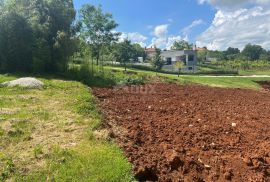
[[259, 51, 270, 61], [175, 61, 184, 77], [79, 4, 120, 66], [241, 44, 265, 61], [0, 0, 77, 73], [207, 50, 226, 61], [131, 43, 146, 61], [225, 47, 240, 55], [151, 48, 164, 74], [114, 39, 133, 71], [171, 40, 193, 50], [197, 50, 207, 63], [0, 10, 33, 72], [224, 47, 240, 60]]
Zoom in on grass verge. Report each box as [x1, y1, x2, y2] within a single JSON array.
[[105, 66, 270, 90], [0, 74, 134, 181]]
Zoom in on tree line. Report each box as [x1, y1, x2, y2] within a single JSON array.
[[197, 44, 270, 62], [0, 1, 269, 74], [0, 1, 145, 74], [0, 0, 78, 73]]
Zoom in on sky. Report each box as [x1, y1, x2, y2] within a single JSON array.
[[74, 0, 270, 51]]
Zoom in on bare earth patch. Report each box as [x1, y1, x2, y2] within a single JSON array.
[[94, 83, 270, 182]]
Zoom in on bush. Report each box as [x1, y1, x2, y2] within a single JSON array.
[[65, 63, 146, 87]]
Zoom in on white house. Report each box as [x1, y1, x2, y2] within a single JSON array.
[[161, 50, 197, 72]]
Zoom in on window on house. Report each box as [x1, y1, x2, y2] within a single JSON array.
[[188, 55, 194, 62], [179, 55, 186, 65], [179, 55, 186, 61], [188, 67, 193, 70], [166, 58, 172, 65]]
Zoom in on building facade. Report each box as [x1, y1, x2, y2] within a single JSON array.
[[144, 47, 156, 59], [161, 50, 197, 72]]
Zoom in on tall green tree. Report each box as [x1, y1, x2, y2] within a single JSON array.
[[131, 43, 146, 61], [79, 4, 120, 66], [0, 0, 76, 73], [171, 40, 193, 50], [225, 47, 240, 55], [241, 44, 265, 61], [42, 0, 76, 72], [0, 10, 33, 72], [151, 48, 164, 74], [224, 47, 240, 60], [114, 39, 133, 71]]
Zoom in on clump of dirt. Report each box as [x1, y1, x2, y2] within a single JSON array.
[[94, 83, 270, 182]]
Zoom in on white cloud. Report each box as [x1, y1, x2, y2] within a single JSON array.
[[150, 37, 167, 48], [198, 0, 270, 9], [182, 19, 204, 36], [196, 6, 270, 50], [119, 32, 147, 47], [153, 24, 169, 37], [149, 24, 169, 48], [166, 36, 182, 49], [151, 36, 183, 50], [149, 24, 184, 49]]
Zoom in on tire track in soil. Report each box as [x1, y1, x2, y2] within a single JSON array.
[[93, 83, 270, 182]]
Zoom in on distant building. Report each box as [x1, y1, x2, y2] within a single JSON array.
[[161, 50, 197, 72], [144, 47, 156, 60]]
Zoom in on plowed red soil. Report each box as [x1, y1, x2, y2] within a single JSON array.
[[93, 83, 270, 182]]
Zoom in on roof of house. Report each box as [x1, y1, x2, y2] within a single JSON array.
[[144, 48, 156, 53]]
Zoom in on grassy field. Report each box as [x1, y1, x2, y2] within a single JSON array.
[[0, 74, 134, 181], [105, 66, 270, 90], [1, 67, 269, 181], [238, 70, 270, 76], [172, 76, 270, 90]]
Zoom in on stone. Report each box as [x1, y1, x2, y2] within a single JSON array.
[[204, 164, 211, 170], [243, 157, 253, 166], [2, 77, 44, 89]]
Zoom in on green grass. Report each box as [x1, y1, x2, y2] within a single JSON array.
[[173, 76, 270, 90], [239, 70, 270, 76], [105, 66, 270, 90], [0, 74, 134, 182], [67, 63, 146, 87], [17, 143, 133, 182]]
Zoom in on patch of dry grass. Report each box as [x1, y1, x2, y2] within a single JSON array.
[[0, 75, 133, 181]]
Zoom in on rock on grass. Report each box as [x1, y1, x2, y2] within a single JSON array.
[[1, 77, 44, 89]]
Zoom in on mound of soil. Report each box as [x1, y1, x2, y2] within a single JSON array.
[[94, 84, 270, 181]]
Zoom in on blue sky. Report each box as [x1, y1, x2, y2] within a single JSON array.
[[74, 0, 270, 50]]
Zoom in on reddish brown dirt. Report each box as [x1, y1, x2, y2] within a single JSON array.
[[93, 83, 270, 182]]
